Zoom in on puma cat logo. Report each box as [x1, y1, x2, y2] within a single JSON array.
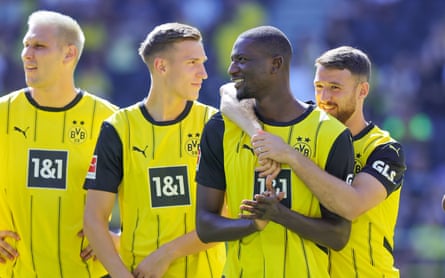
[[388, 144, 401, 157], [242, 144, 255, 155], [14, 126, 29, 138], [132, 145, 148, 157]]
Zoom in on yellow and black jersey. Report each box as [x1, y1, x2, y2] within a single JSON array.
[[196, 105, 355, 278], [85, 101, 225, 277], [329, 123, 406, 278], [0, 88, 117, 277]]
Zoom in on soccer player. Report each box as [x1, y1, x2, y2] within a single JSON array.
[[83, 23, 225, 278], [195, 26, 354, 277], [223, 46, 406, 277], [0, 10, 118, 277]]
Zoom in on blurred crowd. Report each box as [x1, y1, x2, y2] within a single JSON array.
[[1, 0, 445, 276]]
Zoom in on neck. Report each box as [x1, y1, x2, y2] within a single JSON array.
[[30, 86, 78, 108], [255, 93, 304, 122], [346, 116, 368, 137], [144, 91, 188, 122]]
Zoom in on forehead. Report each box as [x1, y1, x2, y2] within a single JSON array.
[[168, 40, 206, 60], [23, 24, 58, 43], [314, 66, 355, 83], [231, 37, 261, 56]]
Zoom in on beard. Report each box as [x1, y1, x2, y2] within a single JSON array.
[[236, 86, 252, 101], [335, 105, 355, 124]]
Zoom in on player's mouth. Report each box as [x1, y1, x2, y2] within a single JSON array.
[[319, 103, 336, 112], [191, 82, 202, 88], [24, 64, 37, 71], [231, 78, 244, 89]]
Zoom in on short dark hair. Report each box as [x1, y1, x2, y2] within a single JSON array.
[[138, 22, 202, 65], [239, 25, 292, 61], [315, 46, 371, 81]]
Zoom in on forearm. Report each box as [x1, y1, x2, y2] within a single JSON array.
[[159, 230, 217, 261], [197, 212, 258, 243], [84, 215, 131, 277], [219, 83, 261, 137], [253, 131, 359, 220], [272, 206, 350, 251], [286, 151, 356, 220]]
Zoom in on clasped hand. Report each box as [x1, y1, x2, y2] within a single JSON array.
[[239, 175, 285, 231]]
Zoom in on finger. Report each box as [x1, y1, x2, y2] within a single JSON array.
[[265, 175, 274, 193], [0, 241, 19, 259], [270, 164, 281, 180], [81, 251, 93, 261], [77, 230, 85, 237], [255, 166, 270, 178], [239, 213, 257, 219], [133, 269, 144, 278], [80, 246, 94, 261], [256, 166, 275, 178], [0, 247, 16, 261], [241, 199, 257, 206], [240, 204, 255, 213], [254, 194, 268, 202], [0, 231, 20, 240], [81, 252, 93, 261]]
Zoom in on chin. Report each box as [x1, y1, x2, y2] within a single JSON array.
[[236, 89, 250, 101]]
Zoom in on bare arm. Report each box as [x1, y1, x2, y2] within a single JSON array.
[[219, 83, 280, 179], [241, 186, 350, 251], [134, 230, 217, 278], [84, 190, 133, 278], [196, 185, 259, 243], [251, 132, 387, 221], [219, 83, 261, 137], [220, 84, 351, 248]]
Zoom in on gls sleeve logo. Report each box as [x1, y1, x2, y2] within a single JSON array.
[[372, 160, 396, 182]]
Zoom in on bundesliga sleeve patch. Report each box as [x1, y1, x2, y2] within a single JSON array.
[[86, 155, 98, 180]]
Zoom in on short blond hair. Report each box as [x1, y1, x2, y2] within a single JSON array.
[[28, 10, 85, 61]]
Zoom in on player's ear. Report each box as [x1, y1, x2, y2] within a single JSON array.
[[271, 55, 283, 74], [63, 44, 77, 64], [358, 81, 369, 99], [154, 58, 167, 73]]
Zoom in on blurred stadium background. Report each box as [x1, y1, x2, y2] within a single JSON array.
[[1, 0, 445, 276]]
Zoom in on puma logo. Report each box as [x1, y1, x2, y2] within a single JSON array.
[[242, 144, 255, 155], [132, 145, 148, 157], [14, 126, 29, 138], [388, 144, 401, 157]]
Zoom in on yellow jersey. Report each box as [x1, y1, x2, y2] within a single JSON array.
[[0, 88, 117, 278], [197, 106, 354, 277], [329, 123, 406, 278], [85, 101, 225, 277]]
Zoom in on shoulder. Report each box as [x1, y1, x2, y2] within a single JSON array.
[[0, 89, 26, 104], [312, 106, 347, 131], [81, 91, 119, 112], [364, 124, 404, 160], [104, 103, 145, 135], [192, 101, 218, 118]]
